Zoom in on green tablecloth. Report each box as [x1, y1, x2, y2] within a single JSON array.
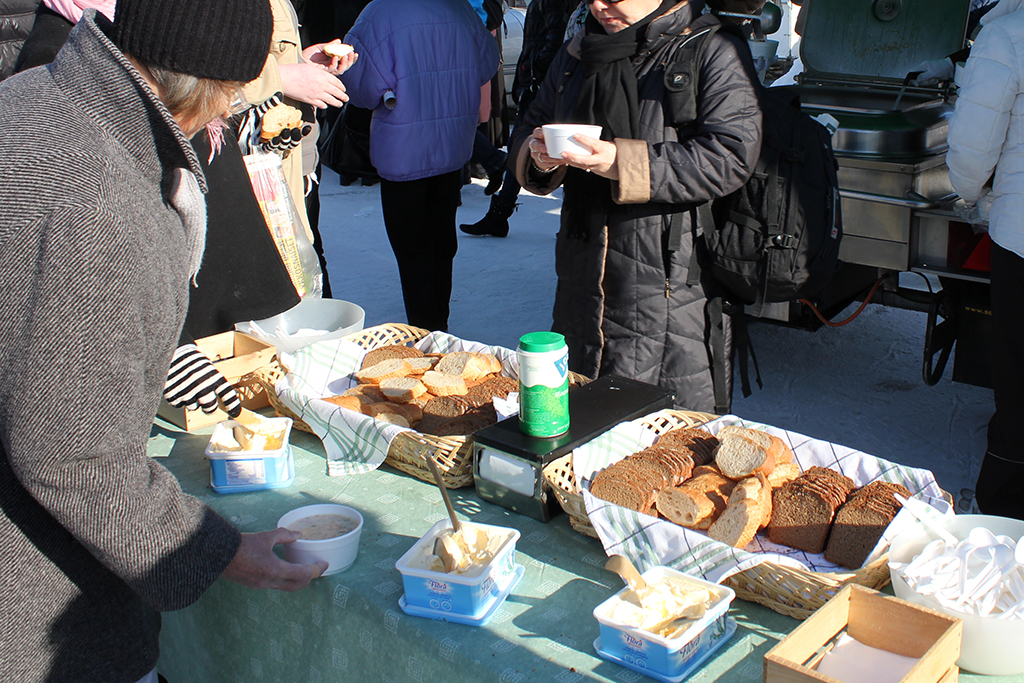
[[151, 419, 1018, 683]]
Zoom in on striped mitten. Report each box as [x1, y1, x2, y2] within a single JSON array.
[[163, 344, 242, 416]]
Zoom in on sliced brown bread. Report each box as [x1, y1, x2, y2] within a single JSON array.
[[360, 344, 424, 370], [354, 358, 413, 384], [767, 467, 855, 553], [638, 446, 695, 486], [656, 427, 719, 467], [380, 377, 428, 403], [422, 395, 470, 418], [824, 481, 909, 569], [590, 467, 649, 513], [464, 375, 518, 408], [421, 370, 468, 396]]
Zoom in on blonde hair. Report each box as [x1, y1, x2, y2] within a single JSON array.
[[143, 60, 242, 134]]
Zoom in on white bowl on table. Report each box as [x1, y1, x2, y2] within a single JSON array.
[[235, 298, 364, 354], [278, 503, 364, 576], [889, 513, 1024, 676]]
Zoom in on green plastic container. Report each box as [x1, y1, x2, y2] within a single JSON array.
[[517, 332, 569, 438]]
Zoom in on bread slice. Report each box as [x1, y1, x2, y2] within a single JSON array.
[[380, 377, 427, 403], [421, 370, 468, 396], [321, 395, 362, 413], [342, 384, 387, 404], [717, 426, 791, 469], [361, 344, 424, 370], [322, 42, 354, 58], [708, 499, 762, 548], [766, 462, 800, 488], [768, 468, 854, 554], [715, 431, 776, 480], [824, 481, 909, 569], [372, 412, 410, 428], [655, 471, 735, 529], [260, 103, 303, 140], [354, 358, 412, 384]]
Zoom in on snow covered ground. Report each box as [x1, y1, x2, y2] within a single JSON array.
[[317, 168, 992, 503]]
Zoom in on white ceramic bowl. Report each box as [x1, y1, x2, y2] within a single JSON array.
[[889, 514, 1024, 676], [235, 298, 365, 354], [278, 504, 364, 576], [541, 124, 603, 158]]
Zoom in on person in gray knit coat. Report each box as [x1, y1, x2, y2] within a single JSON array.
[[0, 3, 326, 682]]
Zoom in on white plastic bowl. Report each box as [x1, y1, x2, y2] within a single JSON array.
[[235, 298, 365, 354], [278, 504, 363, 576], [747, 39, 779, 66], [889, 513, 1024, 676], [541, 124, 603, 158]]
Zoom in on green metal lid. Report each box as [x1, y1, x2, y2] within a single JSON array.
[[799, 0, 969, 85], [518, 331, 566, 353]]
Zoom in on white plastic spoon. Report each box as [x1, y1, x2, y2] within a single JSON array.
[[895, 494, 959, 546]]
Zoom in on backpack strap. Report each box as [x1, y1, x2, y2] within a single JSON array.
[[707, 296, 731, 414], [663, 15, 721, 130]]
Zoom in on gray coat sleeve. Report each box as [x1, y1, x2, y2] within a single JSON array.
[[615, 32, 762, 206], [2, 205, 241, 612]]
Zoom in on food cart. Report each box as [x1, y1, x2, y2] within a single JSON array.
[[760, 0, 993, 388]]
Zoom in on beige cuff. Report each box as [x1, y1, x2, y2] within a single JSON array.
[[611, 138, 650, 204]]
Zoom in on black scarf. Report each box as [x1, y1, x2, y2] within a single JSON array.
[[563, 0, 681, 239]]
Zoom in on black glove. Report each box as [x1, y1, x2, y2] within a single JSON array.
[[163, 344, 242, 417]]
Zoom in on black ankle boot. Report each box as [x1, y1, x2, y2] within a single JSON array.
[[484, 151, 507, 196], [459, 195, 518, 237]]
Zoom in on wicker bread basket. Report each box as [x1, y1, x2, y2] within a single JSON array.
[[540, 409, 898, 620], [255, 322, 586, 490]]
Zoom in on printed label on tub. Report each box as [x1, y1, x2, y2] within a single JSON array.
[[225, 459, 267, 485]]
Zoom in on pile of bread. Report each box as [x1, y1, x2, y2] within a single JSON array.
[[589, 425, 909, 569], [321, 345, 517, 436]]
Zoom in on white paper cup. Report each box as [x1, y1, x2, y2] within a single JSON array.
[[541, 124, 603, 158]]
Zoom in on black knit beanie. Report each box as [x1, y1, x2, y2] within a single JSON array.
[[112, 0, 273, 82]]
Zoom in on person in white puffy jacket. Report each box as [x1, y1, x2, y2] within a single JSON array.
[[947, 0, 1024, 520]]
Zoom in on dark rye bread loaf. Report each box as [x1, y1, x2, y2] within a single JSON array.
[[768, 467, 856, 554], [825, 481, 910, 569]]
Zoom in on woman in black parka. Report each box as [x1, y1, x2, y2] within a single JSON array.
[[510, 0, 761, 413]]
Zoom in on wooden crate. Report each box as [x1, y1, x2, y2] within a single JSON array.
[[156, 331, 277, 431], [764, 584, 962, 683]]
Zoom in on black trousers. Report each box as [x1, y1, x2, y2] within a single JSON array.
[[977, 242, 1024, 519], [379, 170, 461, 332]]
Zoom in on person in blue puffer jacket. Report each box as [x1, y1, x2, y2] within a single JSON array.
[[342, 0, 499, 332]]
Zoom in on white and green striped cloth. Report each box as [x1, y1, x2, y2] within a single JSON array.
[[575, 413, 949, 584], [274, 332, 518, 476]]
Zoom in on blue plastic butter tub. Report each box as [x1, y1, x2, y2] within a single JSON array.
[[205, 417, 295, 493]]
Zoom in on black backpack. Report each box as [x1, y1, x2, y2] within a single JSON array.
[[665, 16, 843, 312]]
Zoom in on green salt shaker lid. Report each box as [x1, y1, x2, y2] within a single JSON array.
[[518, 331, 566, 353]]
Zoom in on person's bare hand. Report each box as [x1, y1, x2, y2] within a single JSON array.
[[560, 134, 619, 180], [279, 62, 349, 109], [222, 527, 327, 591], [526, 128, 564, 173], [303, 41, 359, 76]]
